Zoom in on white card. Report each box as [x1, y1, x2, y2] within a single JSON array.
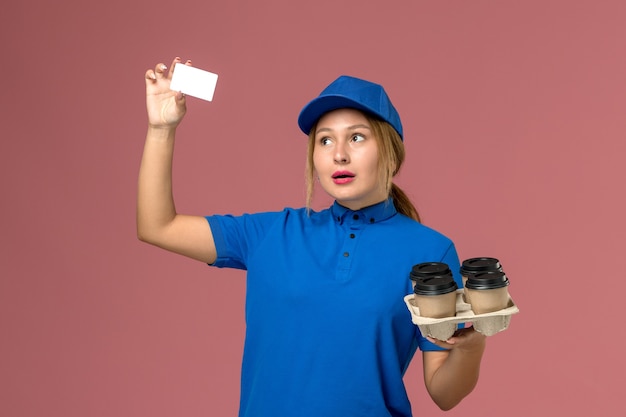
[[169, 63, 219, 102]]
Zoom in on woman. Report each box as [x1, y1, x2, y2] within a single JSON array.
[[138, 57, 487, 416]]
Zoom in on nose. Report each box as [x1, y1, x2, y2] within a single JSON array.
[[334, 142, 350, 164]]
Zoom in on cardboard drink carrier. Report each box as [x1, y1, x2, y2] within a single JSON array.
[[404, 290, 519, 340]]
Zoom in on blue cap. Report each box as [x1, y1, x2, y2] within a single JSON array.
[[297, 75, 403, 140]]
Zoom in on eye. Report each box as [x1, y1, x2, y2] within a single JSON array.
[[319, 137, 333, 146], [351, 133, 365, 143]]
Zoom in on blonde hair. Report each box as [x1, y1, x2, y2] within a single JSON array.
[[305, 112, 421, 222]]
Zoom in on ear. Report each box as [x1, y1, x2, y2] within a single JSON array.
[[392, 164, 400, 176]]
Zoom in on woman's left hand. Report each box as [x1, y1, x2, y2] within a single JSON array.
[[426, 325, 486, 352]]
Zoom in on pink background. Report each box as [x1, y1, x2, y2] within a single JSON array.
[[2, 1, 625, 416]]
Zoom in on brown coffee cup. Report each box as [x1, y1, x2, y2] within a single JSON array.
[[460, 257, 503, 303], [465, 271, 510, 314], [413, 273, 458, 318]]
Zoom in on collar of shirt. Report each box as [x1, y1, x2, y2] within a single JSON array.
[[330, 198, 397, 225]]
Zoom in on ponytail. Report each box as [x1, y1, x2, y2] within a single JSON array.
[[390, 183, 420, 222]]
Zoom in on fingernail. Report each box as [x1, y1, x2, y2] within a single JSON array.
[[160, 64, 167, 71]]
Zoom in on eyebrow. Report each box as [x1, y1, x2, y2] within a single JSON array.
[[315, 124, 372, 135]]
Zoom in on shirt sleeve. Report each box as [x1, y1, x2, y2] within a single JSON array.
[[206, 211, 283, 270], [440, 242, 463, 289]]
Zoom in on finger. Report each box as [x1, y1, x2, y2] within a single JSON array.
[[445, 328, 471, 344], [154, 63, 168, 79], [426, 336, 451, 347], [444, 337, 457, 345], [185, 59, 192, 66], [175, 91, 186, 103], [167, 57, 183, 79], [145, 69, 157, 82]]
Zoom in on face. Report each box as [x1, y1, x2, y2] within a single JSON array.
[[313, 108, 387, 210]]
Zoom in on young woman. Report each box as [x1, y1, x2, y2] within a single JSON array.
[[138, 57, 487, 416]]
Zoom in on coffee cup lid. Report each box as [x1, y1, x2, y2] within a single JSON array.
[[465, 271, 510, 290], [413, 276, 458, 295], [409, 262, 452, 281], [460, 257, 502, 276]]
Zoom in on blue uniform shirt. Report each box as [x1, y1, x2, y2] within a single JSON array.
[[206, 199, 462, 417]]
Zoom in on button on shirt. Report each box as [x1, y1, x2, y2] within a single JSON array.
[[206, 199, 462, 417]]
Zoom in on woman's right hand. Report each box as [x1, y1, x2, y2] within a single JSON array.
[[144, 57, 191, 129]]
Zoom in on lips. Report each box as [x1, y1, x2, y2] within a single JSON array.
[[332, 170, 355, 184]]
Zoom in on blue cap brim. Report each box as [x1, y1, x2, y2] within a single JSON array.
[[297, 75, 404, 140], [298, 95, 384, 136]]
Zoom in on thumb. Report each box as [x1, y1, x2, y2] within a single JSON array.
[[175, 91, 187, 109]]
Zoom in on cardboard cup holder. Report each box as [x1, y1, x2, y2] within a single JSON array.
[[404, 290, 519, 340]]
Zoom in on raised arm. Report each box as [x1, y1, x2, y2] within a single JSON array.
[[137, 57, 217, 264], [421, 327, 487, 410]]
